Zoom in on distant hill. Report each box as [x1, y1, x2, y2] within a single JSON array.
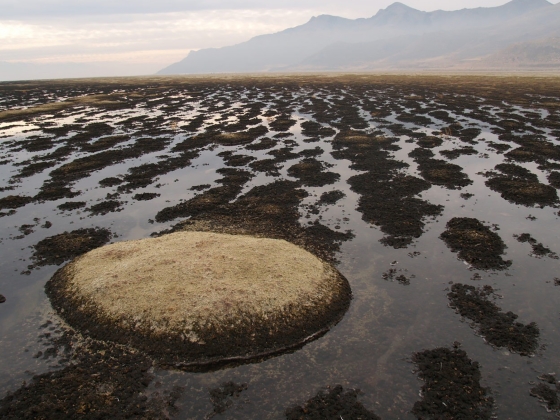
[[158, 0, 559, 74], [482, 37, 560, 68]]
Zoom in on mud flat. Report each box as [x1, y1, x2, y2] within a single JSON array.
[[45, 231, 351, 369]]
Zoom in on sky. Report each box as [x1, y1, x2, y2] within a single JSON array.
[[1, 0, 559, 80]]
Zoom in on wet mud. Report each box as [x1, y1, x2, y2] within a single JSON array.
[[447, 284, 539, 355], [285, 385, 381, 420], [30, 228, 112, 267], [440, 218, 511, 270], [412, 346, 494, 420]]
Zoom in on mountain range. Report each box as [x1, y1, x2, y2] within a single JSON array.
[[158, 0, 560, 74]]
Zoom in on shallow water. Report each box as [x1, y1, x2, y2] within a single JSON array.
[[1, 76, 560, 419]]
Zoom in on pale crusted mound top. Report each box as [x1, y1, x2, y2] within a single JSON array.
[[62, 231, 342, 331]]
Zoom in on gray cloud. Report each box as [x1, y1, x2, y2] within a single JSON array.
[[4, 0, 557, 20]]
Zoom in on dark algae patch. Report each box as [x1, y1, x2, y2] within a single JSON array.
[[57, 201, 87, 211], [0, 340, 181, 420], [409, 147, 472, 190], [530, 373, 560, 413], [31, 227, 112, 267], [285, 385, 381, 420], [318, 190, 345, 205], [0, 195, 33, 210], [287, 158, 340, 187], [514, 233, 558, 259], [483, 163, 558, 207], [412, 347, 494, 420], [447, 284, 539, 355], [133, 192, 160, 201], [440, 218, 511, 270], [86, 200, 123, 215], [331, 130, 443, 248], [208, 381, 248, 418]]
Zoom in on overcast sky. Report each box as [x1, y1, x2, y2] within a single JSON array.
[[1, 0, 559, 79]]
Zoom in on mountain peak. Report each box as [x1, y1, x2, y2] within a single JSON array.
[[384, 2, 417, 12]]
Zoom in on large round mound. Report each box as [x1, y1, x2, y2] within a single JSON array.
[[46, 231, 351, 369]]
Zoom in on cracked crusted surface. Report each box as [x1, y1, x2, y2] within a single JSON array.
[[46, 231, 351, 369]]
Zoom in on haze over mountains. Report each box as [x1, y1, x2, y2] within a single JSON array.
[[159, 0, 560, 74]]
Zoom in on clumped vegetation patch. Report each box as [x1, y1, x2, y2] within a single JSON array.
[[440, 218, 511, 270], [448, 284, 539, 355], [331, 130, 443, 248], [483, 163, 558, 207], [0, 340, 181, 420], [412, 346, 494, 420], [46, 231, 351, 370], [31, 227, 112, 267], [285, 385, 380, 420]]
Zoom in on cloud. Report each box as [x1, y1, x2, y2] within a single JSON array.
[[5, 0, 558, 20]]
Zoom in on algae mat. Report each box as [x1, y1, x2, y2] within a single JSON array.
[[45, 231, 351, 369]]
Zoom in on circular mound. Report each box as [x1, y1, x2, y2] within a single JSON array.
[[46, 231, 351, 369]]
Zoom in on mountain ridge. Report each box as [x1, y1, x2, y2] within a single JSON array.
[[158, 0, 557, 75]]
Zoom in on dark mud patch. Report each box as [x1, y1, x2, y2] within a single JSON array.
[[448, 284, 539, 355], [332, 130, 443, 248], [530, 373, 560, 412], [86, 200, 123, 216], [285, 385, 380, 420], [35, 181, 80, 202], [99, 177, 123, 187], [14, 160, 58, 179], [382, 268, 415, 285], [190, 184, 211, 192], [0, 340, 181, 420], [208, 381, 248, 418], [409, 148, 472, 189], [440, 218, 511, 270], [514, 233, 558, 259], [301, 121, 336, 139], [440, 146, 478, 160], [318, 190, 345, 205], [269, 114, 296, 132], [117, 149, 200, 193], [57, 201, 86, 212], [245, 137, 278, 151], [218, 151, 256, 167], [156, 179, 352, 264], [486, 141, 511, 153], [0, 195, 33, 210], [483, 163, 558, 207], [503, 135, 560, 168], [81, 135, 130, 153], [287, 158, 340, 187], [548, 171, 560, 189], [154, 169, 254, 223], [31, 227, 112, 267], [417, 136, 443, 148], [412, 346, 494, 420], [133, 192, 161, 201]]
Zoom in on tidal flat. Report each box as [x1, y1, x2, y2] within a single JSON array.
[[0, 74, 560, 419]]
